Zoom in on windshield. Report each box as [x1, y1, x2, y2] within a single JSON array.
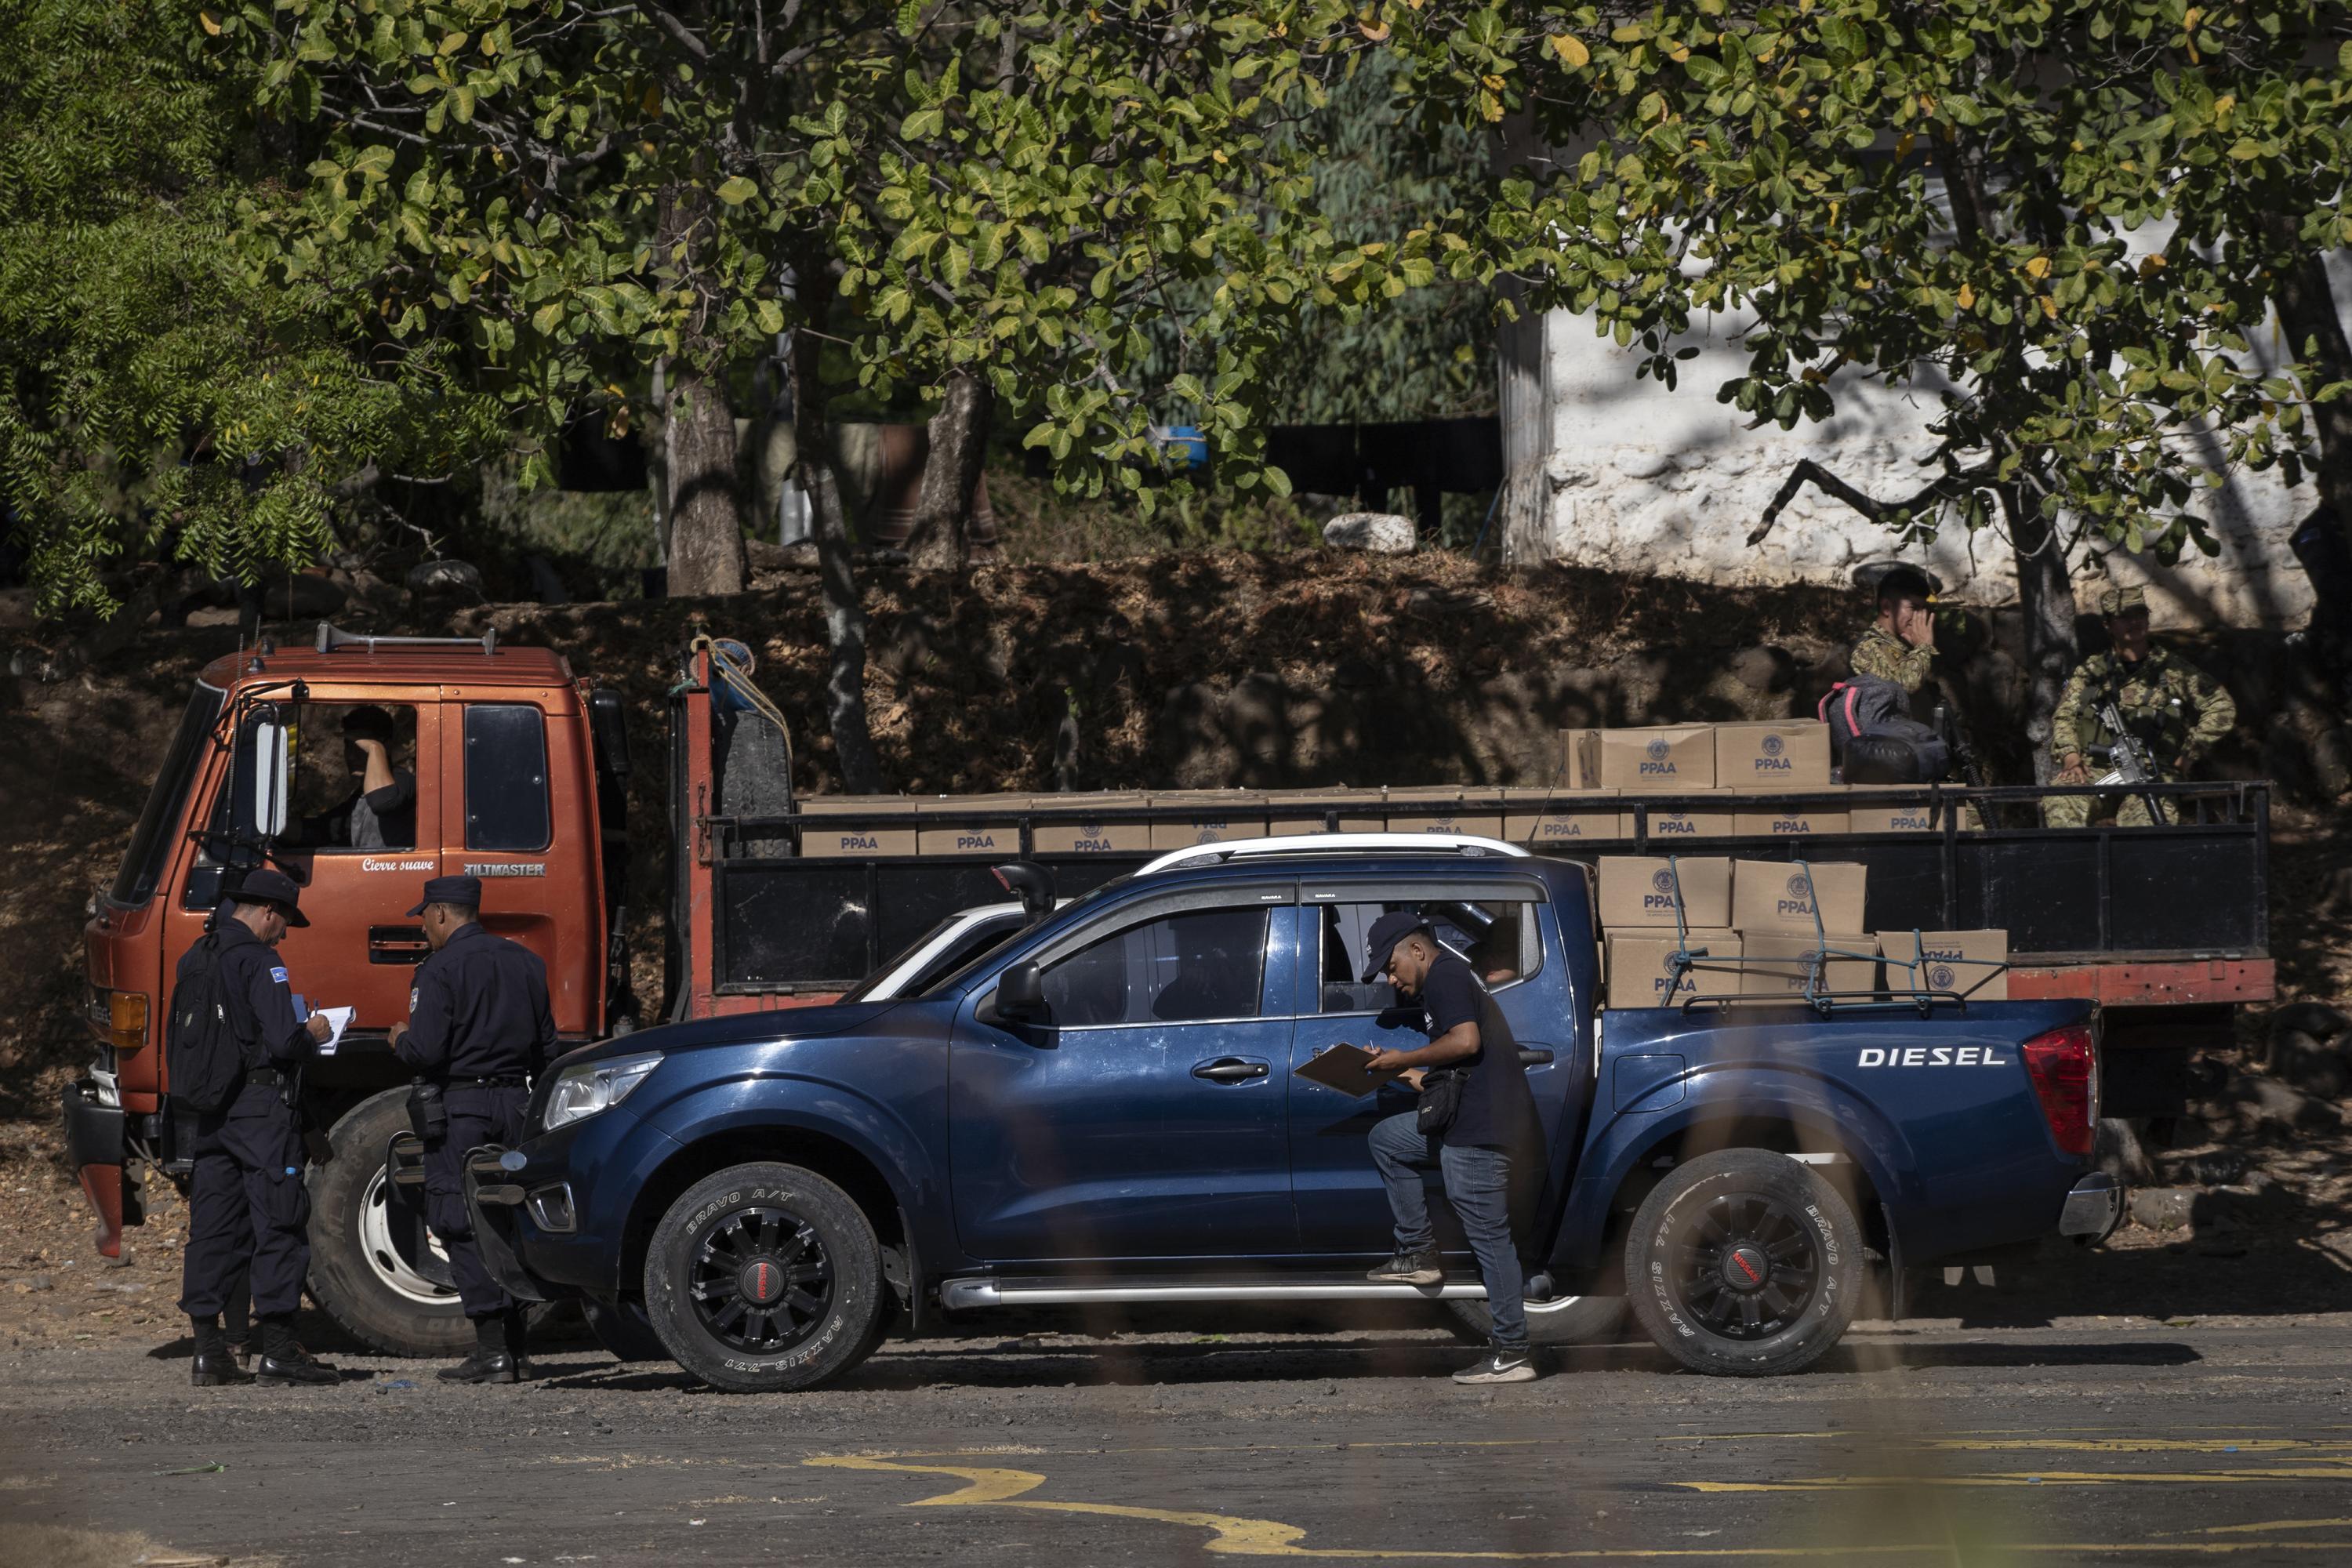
[[916, 875, 1139, 999], [844, 909, 1021, 1002], [110, 683, 225, 906]]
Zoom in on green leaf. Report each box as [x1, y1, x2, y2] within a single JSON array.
[[717, 176, 759, 205]]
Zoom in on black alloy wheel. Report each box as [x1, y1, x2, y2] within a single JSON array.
[[1625, 1148, 1861, 1377], [690, 1205, 836, 1355], [1666, 1192, 1821, 1341], [644, 1161, 888, 1392]]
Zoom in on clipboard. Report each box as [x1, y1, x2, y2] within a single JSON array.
[[1296, 1044, 1403, 1098]]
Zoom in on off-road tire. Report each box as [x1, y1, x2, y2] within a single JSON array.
[[306, 1087, 470, 1356], [1625, 1149, 1860, 1377], [1446, 1292, 1628, 1348], [644, 1163, 886, 1393]]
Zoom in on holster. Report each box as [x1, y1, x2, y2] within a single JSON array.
[[407, 1079, 448, 1144]]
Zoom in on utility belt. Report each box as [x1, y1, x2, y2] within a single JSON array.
[[408, 1075, 529, 1142], [245, 1067, 286, 1087], [446, 1075, 530, 1089]]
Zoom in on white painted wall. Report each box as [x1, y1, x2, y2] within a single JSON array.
[[1501, 252, 2350, 632]]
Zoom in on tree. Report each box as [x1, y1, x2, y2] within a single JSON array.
[[0, 0, 498, 620], [1385, 0, 2352, 768]]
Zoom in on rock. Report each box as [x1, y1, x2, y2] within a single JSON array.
[[2128, 1187, 2196, 1231], [264, 572, 347, 620], [2229, 1074, 2339, 1131], [1612, 449, 1674, 481], [406, 558, 484, 598], [13, 1275, 53, 1293], [2271, 1001, 2350, 1042], [1403, 586, 1494, 618], [1322, 513, 1417, 554], [2266, 1029, 2350, 1098], [746, 538, 819, 573]]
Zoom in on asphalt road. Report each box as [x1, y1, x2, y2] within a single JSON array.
[[5, 1310, 2352, 1567]]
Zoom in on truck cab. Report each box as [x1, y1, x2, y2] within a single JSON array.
[[67, 628, 622, 1348]]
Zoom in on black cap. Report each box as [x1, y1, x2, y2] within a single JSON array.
[[1361, 911, 1431, 985], [405, 874, 482, 917], [227, 867, 310, 928]]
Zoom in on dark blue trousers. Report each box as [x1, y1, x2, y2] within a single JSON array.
[[422, 1085, 530, 1319], [177, 1087, 310, 1320]]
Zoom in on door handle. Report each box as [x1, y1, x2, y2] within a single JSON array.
[[1192, 1058, 1270, 1083], [368, 926, 431, 966], [1518, 1049, 1555, 1066]]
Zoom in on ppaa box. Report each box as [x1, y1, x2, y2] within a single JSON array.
[[1148, 791, 1270, 849], [1604, 929, 1743, 1005], [1715, 721, 1832, 789], [1730, 858, 1867, 933], [1595, 725, 1717, 791], [916, 793, 1033, 856], [797, 795, 920, 857], [1596, 855, 1733, 930], [1876, 929, 2009, 1000], [1739, 932, 1877, 997], [1501, 789, 1626, 846], [1029, 792, 1153, 855]]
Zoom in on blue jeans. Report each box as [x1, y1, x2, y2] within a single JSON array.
[[1367, 1112, 1526, 1351]]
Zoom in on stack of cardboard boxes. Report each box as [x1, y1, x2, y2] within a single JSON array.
[[1592, 852, 2009, 1006]]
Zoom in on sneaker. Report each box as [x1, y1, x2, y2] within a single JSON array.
[[1452, 1347, 1537, 1385], [1366, 1250, 1444, 1286]]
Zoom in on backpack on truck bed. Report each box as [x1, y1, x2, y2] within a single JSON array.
[[1818, 675, 1950, 780], [165, 934, 245, 1116]]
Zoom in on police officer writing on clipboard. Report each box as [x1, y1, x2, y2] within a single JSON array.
[[176, 869, 341, 1387], [389, 876, 557, 1384], [1356, 913, 1545, 1386]]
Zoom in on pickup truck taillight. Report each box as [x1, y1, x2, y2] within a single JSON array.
[[2020, 1022, 2097, 1156]]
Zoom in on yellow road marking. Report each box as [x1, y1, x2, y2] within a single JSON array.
[[2192, 1519, 2352, 1536], [1671, 1467, 2352, 1494], [808, 1455, 2352, 1559]]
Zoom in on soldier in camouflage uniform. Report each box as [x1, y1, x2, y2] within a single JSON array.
[[2044, 586, 2235, 827], [1849, 565, 1940, 699]]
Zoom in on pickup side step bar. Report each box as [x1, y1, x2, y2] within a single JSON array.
[[939, 1272, 1524, 1308]]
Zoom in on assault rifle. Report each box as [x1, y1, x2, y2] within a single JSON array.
[[2089, 696, 2167, 823]]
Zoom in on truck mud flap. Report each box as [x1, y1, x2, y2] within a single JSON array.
[[463, 1149, 551, 1305], [62, 1080, 129, 1258]]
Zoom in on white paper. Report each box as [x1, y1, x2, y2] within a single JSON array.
[[315, 1007, 356, 1057]]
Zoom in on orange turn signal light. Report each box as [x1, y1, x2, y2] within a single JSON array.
[[108, 991, 149, 1054]]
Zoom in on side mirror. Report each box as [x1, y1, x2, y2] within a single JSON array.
[[994, 960, 1046, 1019], [230, 705, 292, 841]]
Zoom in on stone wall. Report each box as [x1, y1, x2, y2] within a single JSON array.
[[1501, 250, 2352, 632]]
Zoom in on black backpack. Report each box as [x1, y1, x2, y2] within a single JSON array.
[[165, 935, 245, 1116]]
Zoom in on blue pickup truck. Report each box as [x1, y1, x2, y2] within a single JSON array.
[[464, 835, 2121, 1390]]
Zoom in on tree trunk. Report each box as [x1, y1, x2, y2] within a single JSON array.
[[903, 368, 994, 572], [655, 183, 749, 598], [2266, 230, 2352, 568], [789, 325, 883, 793], [2006, 486, 2079, 782], [661, 361, 747, 597]]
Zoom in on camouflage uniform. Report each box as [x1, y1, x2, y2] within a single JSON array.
[[1849, 625, 1936, 694], [2043, 593, 2234, 827]]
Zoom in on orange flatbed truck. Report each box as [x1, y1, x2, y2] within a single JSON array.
[[64, 628, 2274, 1356]]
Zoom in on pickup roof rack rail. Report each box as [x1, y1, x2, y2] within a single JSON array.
[[1137, 833, 1534, 875], [315, 622, 499, 655]]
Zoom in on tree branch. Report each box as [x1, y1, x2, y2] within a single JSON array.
[[1745, 458, 1983, 547]]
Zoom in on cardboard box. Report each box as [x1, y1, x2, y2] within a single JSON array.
[[1604, 929, 1743, 1006], [798, 795, 920, 858], [1029, 792, 1154, 855], [1733, 797, 1851, 837], [916, 793, 1033, 856], [1877, 929, 2010, 1000], [1385, 786, 1503, 838], [1148, 791, 1270, 850], [1628, 789, 1737, 840], [1739, 932, 1877, 998], [1596, 855, 1733, 930], [1596, 725, 1717, 791], [1558, 729, 1602, 790], [1265, 789, 1388, 837], [1715, 721, 1833, 789], [1730, 858, 1868, 933], [1501, 788, 1626, 846]]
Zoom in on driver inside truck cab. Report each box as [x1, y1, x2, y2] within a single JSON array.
[[292, 704, 418, 850]]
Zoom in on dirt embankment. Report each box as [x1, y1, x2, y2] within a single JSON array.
[[2, 551, 2349, 1333]]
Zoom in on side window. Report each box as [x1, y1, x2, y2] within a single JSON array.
[[284, 702, 425, 855], [1312, 897, 1543, 1015], [464, 705, 551, 851], [1040, 906, 1270, 1028]]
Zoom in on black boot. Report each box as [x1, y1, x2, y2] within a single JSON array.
[[503, 1305, 534, 1381], [254, 1315, 338, 1386], [223, 1289, 252, 1367], [438, 1313, 520, 1385], [190, 1316, 252, 1388]]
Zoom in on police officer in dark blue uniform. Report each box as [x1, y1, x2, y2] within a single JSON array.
[[176, 868, 341, 1387], [390, 875, 557, 1383]]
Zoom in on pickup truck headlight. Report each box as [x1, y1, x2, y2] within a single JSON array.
[[540, 1051, 662, 1132]]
